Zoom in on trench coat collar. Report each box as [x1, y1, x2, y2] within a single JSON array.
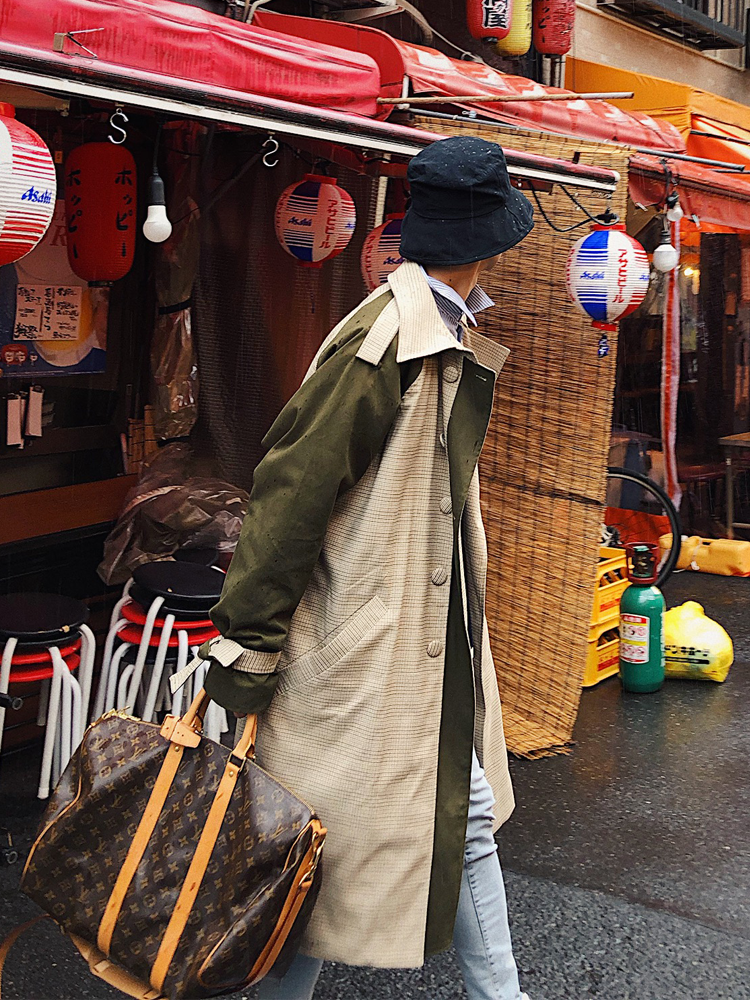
[[387, 261, 509, 376]]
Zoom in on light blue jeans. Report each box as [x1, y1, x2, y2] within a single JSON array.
[[257, 752, 524, 1000]]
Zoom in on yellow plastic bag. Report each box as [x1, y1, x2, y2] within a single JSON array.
[[664, 601, 733, 682]]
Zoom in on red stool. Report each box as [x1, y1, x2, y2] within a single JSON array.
[[0, 593, 93, 799], [95, 564, 225, 739]]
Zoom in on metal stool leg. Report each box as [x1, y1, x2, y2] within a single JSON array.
[[69, 673, 83, 754], [126, 597, 165, 711], [94, 617, 127, 721], [105, 643, 131, 712], [39, 647, 65, 799], [0, 637, 18, 750], [58, 651, 72, 770], [78, 624, 95, 727], [108, 578, 134, 633], [170, 637, 193, 718], [142, 614, 175, 723], [117, 665, 136, 711]]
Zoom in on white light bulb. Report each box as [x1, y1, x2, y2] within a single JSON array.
[[143, 204, 172, 243], [653, 240, 679, 272], [666, 200, 684, 223]]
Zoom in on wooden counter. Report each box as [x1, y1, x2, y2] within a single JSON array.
[[0, 476, 137, 546]]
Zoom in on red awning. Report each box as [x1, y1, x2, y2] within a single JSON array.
[[629, 153, 750, 231], [0, 0, 622, 193], [0, 0, 381, 117], [255, 12, 684, 154], [392, 40, 685, 153]]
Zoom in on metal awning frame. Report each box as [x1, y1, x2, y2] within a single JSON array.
[[0, 49, 620, 194]]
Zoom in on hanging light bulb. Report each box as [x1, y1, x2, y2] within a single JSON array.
[[653, 226, 679, 273], [143, 173, 172, 243], [665, 191, 684, 224], [142, 124, 172, 244]]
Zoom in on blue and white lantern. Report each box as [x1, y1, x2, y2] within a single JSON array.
[[566, 224, 650, 332], [274, 173, 356, 268], [361, 214, 404, 291]]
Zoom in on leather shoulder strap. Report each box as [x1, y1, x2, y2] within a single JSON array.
[[148, 754, 243, 993], [0, 915, 48, 1000]]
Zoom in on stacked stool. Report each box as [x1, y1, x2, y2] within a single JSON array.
[[0, 594, 95, 798], [95, 562, 228, 740]]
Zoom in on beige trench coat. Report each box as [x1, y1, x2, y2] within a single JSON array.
[[217, 262, 514, 967]]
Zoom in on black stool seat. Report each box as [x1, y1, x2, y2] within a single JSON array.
[[0, 593, 89, 643], [173, 548, 219, 567], [132, 563, 225, 611], [128, 587, 218, 620]]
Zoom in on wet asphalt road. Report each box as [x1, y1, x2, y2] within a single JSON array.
[[1, 571, 748, 999]]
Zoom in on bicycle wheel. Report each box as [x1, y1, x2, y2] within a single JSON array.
[[604, 466, 682, 587]]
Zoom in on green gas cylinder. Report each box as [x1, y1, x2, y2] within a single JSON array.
[[619, 543, 665, 693]]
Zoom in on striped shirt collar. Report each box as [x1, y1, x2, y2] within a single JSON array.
[[419, 266, 494, 339]]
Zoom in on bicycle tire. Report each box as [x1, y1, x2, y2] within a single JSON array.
[[605, 466, 682, 587]]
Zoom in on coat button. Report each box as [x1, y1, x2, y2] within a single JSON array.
[[431, 567, 448, 586], [426, 640, 444, 658], [439, 496, 452, 515], [439, 432, 446, 449], [443, 364, 460, 383]]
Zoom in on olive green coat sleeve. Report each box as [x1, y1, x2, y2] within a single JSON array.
[[205, 319, 417, 715]]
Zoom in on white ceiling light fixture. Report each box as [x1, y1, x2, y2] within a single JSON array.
[[665, 191, 684, 223], [653, 226, 679, 273]]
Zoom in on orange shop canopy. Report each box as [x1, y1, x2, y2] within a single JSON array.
[[566, 57, 750, 169]]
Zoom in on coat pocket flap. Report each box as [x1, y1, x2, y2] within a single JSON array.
[[279, 596, 389, 691]]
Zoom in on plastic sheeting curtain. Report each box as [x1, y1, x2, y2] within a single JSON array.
[[151, 125, 202, 440]]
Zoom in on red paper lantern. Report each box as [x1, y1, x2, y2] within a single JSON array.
[[467, 0, 513, 39], [64, 143, 137, 284], [0, 107, 56, 266], [274, 174, 356, 268], [532, 0, 576, 55]]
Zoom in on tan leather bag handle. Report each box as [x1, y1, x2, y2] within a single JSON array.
[[162, 690, 257, 758], [181, 689, 258, 758]]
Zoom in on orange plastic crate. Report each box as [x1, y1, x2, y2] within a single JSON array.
[[583, 620, 620, 687], [591, 546, 628, 627]]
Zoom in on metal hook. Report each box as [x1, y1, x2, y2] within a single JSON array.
[[262, 136, 279, 168], [109, 107, 128, 145]]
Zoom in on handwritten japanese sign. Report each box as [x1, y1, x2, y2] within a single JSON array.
[[14, 284, 82, 341]]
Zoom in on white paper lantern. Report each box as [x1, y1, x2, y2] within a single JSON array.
[[274, 174, 356, 268], [565, 224, 650, 330], [0, 111, 56, 266], [361, 214, 404, 291]]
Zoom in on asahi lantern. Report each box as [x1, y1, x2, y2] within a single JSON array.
[[64, 143, 137, 284], [565, 223, 650, 357], [361, 214, 404, 291], [275, 174, 356, 268], [0, 108, 56, 266], [467, 0, 512, 40]]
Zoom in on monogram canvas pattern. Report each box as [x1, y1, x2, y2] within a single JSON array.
[[22, 713, 322, 1000]]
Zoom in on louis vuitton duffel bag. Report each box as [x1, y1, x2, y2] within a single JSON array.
[[17, 689, 326, 1000]]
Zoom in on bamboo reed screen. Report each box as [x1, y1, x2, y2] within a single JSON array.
[[413, 116, 632, 756]]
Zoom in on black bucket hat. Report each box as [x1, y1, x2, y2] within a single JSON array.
[[400, 135, 534, 266]]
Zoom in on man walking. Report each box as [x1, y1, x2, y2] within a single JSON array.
[[198, 135, 535, 1000]]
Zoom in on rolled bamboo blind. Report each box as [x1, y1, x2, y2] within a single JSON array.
[[412, 115, 632, 756]]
